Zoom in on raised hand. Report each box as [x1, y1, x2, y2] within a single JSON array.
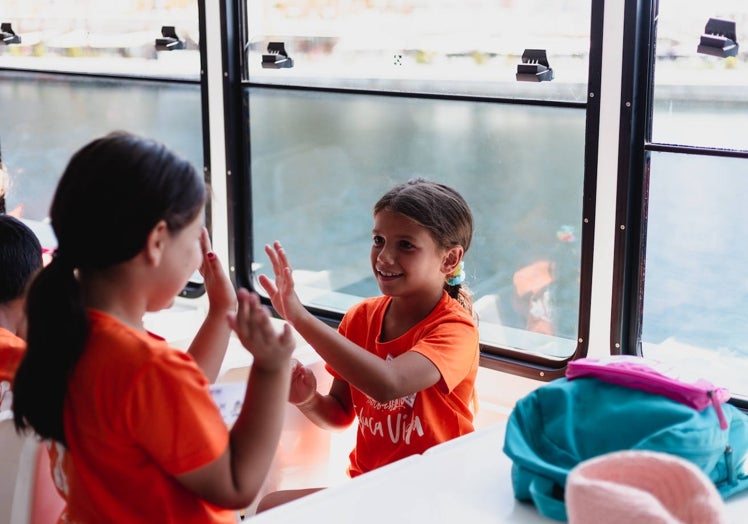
[[228, 288, 295, 371], [186, 228, 238, 382], [199, 228, 237, 315], [258, 241, 307, 326]]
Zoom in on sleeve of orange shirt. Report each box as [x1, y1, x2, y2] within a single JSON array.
[[410, 313, 479, 394], [0, 327, 26, 386]]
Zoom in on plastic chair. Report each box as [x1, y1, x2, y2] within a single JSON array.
[[0, 411, 66, 524]]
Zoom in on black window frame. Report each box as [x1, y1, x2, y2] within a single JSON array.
[[224, 0, 604, 381], [0, 2, 211, 297], [616, 0, 748, 408]]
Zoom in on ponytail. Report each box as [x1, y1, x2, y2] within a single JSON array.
[[445, 282, 474, 318], [13, 254, 88, 444]]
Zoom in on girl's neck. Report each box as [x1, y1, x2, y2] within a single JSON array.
[[79, 270, 147, 332], [381, 288, 444, 342], [0, 300, 24, 336]]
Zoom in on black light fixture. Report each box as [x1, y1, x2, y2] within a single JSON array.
[[1, 23, 21, 45], [155, 26, 184, 51], [262, 42, 293, 69], [697, 18, 739, 58], [516, 49, 553, 82]]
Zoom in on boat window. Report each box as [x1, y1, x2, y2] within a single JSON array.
[[651, 1, 748, 150], [0, 0, 199, 80], [240, 0, 596, 370], [244, 0, 589, 102], [628, 0, 748, 399], [0, 1, 204, 295], [0, 72, 202, 223]]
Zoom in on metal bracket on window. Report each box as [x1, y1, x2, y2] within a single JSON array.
[[1, 23, 21, 45], [155, 26, 184, 51], [697, 18, 739, 58], [516, 49, 553, 82], [262, 42, 293, 69]]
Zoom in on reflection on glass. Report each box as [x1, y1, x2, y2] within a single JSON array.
[[0, 72, 203, 223], [642, 152, 748, 396], [0, 0, 199, 79], [245, 0, 591, 102], [248, 87, 584, 358], [653, 0, 748, 150]]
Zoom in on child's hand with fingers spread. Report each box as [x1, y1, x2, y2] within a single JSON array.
[[199, 228, 237, 315], [258, 241, 307, 326], [288, 358, 317, 406], [228, 289, 295, 371]]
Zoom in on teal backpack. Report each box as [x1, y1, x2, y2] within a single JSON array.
[[502, 367, 748, 521]]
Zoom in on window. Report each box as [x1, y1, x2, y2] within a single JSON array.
[[622, 0, 748, 399], [0, 1, 204, 267], [0, 0, 199, 79], [244, 0, 590, 102], [238, 0, 599, 370]]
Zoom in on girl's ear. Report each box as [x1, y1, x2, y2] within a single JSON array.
[[143, 220, 169, 266], [442, 246, 464, 275]]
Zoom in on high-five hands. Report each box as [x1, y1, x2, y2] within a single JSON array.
[[228, 289, 295, 370], [258, 241, 307, 327], [198, 227, 237, 315]]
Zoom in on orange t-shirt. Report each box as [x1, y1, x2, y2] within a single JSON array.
[[330, 291, 479, 477], [58, 309, 234, 523], [0, 326, 25, 386]]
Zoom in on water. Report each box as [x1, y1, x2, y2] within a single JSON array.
[[0, 72, 202, 220]]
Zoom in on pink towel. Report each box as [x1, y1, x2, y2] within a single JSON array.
[[566, 450, 726, 524]]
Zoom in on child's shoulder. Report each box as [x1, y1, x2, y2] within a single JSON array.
[[0, 326, 25, 351], [85, 309, 178, 366], [429, 293, 477, 328]]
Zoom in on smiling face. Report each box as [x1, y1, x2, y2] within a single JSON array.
[[370, 208, 457, 302]]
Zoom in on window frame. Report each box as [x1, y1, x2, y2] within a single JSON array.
[[615, 0, 748, 407], [225, 0, 604, 380], [0, 1, 212, 298]]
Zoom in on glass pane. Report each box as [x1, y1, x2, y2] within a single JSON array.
[[642, 152, 748, 396], [0, 71, 202, 231], [248, 87, 585, 358], [244, 0, 591, 102], [0, 0, 199, 79], [653, 0, 748, 150]]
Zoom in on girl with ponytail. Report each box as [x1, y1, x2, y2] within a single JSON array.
[[13, 131, 295, 523]]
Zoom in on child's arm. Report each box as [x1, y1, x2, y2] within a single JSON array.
[[186, 228, 237, 382], [260, 242, 442, 403], [176, 288, 294, 509], [289, 361, 356, 430]]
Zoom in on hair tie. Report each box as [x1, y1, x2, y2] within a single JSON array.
[[447, 261, 465, 286]]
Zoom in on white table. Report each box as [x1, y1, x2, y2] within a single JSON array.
[[248, 423, 555, 523], [247, 420, 748, 524]]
